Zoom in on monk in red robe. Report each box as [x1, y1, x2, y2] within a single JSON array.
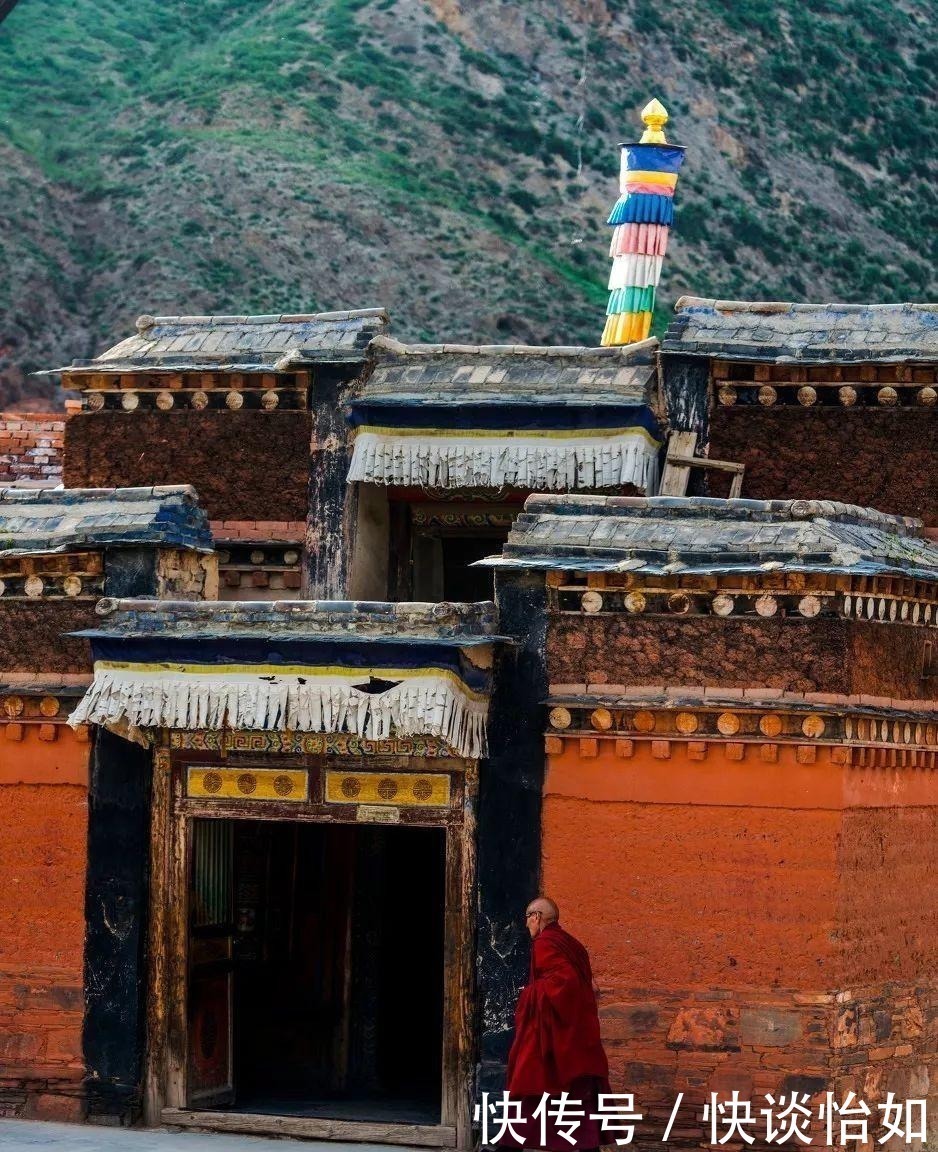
[[502, 897, 610, 1150]]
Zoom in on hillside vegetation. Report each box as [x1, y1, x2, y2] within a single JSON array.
[[0, 0, 935, 405]]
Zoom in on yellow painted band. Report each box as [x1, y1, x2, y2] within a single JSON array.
[[623, 170, 678, 187]]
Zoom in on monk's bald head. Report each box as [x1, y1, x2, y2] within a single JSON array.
[[525, 896, 559, 936]]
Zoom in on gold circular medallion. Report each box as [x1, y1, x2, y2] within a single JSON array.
[[340, 776, 361, 798], [39, 696, 60, 718], [667, 592, 691, 614], [711, 594, 734, 617], [86, 392, 105, 411], [202, 771, 223, 794], [877, 386, 898, 407], [3, 696, 24, 718], [757, 385, 777, 406], [624, 591, 646, 614], [754, 594, 777, 617], [377, 777, 398, 800], [675, 711, 699, 734], [838, 386, 857, 406], [156, 391, 174, 410], [273, 774, 295, 797], [718, 386, 737, 406], [917, 386, 937, 407], [802, 714, 825, 738], [236, 773, 257, 795], [798, 594, 822, 618], [261, 390, 279, 410], [121, 392, 139, 411], [225, 391, 244, 410], [191, 391, 209, 410], [412, 778, 433, 801], [797, 386, 817, 406]]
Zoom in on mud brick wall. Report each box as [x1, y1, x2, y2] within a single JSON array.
[[64, 411, 312, 522], [0, 727, 89, 1121], [0, 602, 93, 674], [548, 616, 929, 697], [709, 409, 938, 526]]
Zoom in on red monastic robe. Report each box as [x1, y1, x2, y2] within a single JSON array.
[[503, 922, 610, 1150]]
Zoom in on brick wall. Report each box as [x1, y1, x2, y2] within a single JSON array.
[[0, 414, 64, 486], [0, 726, 89, 1121]]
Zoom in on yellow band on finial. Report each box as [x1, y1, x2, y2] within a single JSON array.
[[640, 98, 669, 144]]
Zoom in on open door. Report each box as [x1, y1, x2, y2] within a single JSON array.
[[187, 819, 235, 1108]]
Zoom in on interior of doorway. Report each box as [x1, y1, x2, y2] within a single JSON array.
[[188, 818, 446, 1124]]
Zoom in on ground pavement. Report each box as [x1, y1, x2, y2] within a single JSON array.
[[0, 1120, 388, 1152]]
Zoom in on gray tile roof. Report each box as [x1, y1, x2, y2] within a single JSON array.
[[76, 599, 499, 644], [480, 495, 938, 579], [59, 309, 390, 373], [661, 298, 938, 363], [352, 335, 658, 406], [0, 486, 213, 557]]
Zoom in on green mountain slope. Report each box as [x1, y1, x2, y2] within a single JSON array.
[[1, 0, 935, 406]]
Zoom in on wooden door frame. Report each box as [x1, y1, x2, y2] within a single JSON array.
[[143, 737, 479, 1149]]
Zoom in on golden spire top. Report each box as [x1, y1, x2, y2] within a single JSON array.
[[640, 98, 669, 144]]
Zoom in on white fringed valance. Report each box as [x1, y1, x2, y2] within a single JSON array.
[[347, 430, 659, 492], [69, 666, 488, 759]]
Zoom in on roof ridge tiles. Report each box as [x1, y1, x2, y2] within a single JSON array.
[[136, 307, 389, 331], [368, 334, 658, 360]]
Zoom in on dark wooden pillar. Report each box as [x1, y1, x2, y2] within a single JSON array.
[[306, 365, 356, 599], [82, 729, 153, 1123], [476, 571, 549, 1093]]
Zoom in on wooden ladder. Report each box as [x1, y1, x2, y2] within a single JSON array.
[[658, 431, 745, 498]]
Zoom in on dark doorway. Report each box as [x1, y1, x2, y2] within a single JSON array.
[[187, 819, 446, 1124], [411, 532, 506, 602]]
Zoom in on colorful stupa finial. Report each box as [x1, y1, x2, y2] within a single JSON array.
[[601, 98, 686, 347]]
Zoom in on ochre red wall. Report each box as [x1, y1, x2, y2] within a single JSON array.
[[64, 411, 312, 522], [541, 740, 938, 1145], [0, 724, 89, 1120], [709, 409, 938, 525]]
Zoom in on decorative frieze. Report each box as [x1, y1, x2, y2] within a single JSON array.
[[713, 361, 938, 408], [169, 729, 459, 759], [324, 769, 451, 807], [72, 370, 310, 412], [0, 552, 104, 600], [410, 504, 516, 532], [186, 766, 308, 801], [216, 541, 303, 594], [545, 698, 938, 761], [1, 689, 89, 739], [549, 570, 938, 627]]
